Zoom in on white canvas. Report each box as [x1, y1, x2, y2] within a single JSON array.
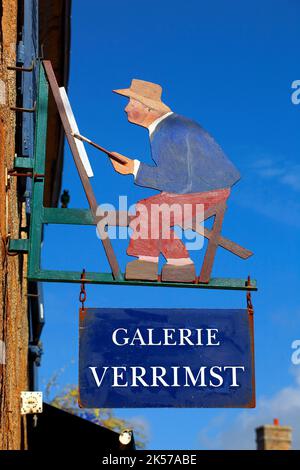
[[59, 87, 94, 177]]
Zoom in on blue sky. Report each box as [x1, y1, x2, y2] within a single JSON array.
[[39, 0, 300, 449]]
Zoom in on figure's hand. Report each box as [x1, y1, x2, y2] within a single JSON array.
[[109, 152, 134, 175]]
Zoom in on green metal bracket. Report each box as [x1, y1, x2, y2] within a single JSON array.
[[9, 239, 29, 253], [27, 61, 48, 282], [20, 61, 257, 291], [14, 157, 34, 170], [28, 270, 256, 290], [43, 208, 95, 225]]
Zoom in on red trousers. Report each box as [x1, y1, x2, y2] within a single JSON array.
[[127, 188, 230, 259]]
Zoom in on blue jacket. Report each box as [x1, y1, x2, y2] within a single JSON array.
[[135, 113, 240, 194]]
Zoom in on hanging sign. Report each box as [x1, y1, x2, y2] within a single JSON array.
[[79, 308, 255, 408]]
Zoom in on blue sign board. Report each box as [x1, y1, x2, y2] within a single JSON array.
[[79, 308, 255, 408]]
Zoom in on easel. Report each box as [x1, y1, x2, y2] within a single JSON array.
[[8, 60, 257, 292]]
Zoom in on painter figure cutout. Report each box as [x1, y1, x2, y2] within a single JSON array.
[[110, 79, 240, 282]]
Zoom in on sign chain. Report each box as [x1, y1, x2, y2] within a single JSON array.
[[246, 275, 254, 315], [79, 269, 87, 311]]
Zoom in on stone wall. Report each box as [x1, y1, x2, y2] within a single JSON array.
[[0, 0, 29, 450], [256, 421, 292, 450]]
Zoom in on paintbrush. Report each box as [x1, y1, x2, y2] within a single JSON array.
[[71, 132, 127, 165]]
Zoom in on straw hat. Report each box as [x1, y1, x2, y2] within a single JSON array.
[[113, 79, 171, 113]]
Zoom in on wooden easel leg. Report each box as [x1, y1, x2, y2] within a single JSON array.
[[199, 203, 227, 283], [43, 61, 122, 280]]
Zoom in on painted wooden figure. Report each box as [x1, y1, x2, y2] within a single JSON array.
[[110, 79, 247, 283]]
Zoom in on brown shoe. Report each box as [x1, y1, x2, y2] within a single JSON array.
[[161, 263, 196, 283], [125, 260, 158, 281]]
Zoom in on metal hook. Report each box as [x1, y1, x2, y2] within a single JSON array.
[[7, 61, 35, 72], [10, 102, 36, 113]]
